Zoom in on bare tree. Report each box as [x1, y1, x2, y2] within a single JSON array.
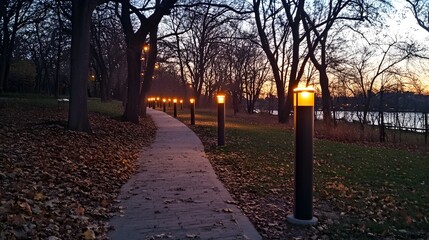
[[67, 0, 110, 132], [253, 0, 311, 123], [0, 0, 46, 92], [334, 36, 416, 129], [243, 45, 270, 114], [116, 0, 177, 123], [407, 0, 429, 32], [220, 29, 269, 114], [90, 5, 126, 102], [302, 0, 371, 125], [171, 1, 234, 104]]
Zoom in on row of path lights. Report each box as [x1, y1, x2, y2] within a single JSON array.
[[147, 97, 189, 119], [167, 89, 315, 223], [149, 88, 317, 226], [215, 89, 318, 226]]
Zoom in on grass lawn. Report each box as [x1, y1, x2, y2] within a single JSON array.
[[0, 93, 124, 118], [173, 107, 429, 239]]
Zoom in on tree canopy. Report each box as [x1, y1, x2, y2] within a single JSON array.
[[1, 0, 429, 130]]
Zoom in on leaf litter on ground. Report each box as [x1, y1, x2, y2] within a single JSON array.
[[0, 104, 156, 239]]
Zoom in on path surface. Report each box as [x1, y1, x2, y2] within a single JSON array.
[[108, 109, 261, 240]]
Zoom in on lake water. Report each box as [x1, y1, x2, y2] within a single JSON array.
[[263, 110, 428, 132]]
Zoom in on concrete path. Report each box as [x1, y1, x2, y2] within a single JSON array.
[[108, 109, 261, 240]]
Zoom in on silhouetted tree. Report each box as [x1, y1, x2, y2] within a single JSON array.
[[0, 0, 45, 92], [117, 0, 177, 123]]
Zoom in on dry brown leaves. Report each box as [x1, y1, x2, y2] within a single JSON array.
[[0, 104, 156, 239]]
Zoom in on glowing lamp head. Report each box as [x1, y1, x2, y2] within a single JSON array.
[[173, 99, 178, 103], [143, 44, 150, 52], [157, 97, 160, 101], [217, 94, 226, 104], [180, 100, 183, 103], [163, 99, 166, 103], [293, 87, 315, 107], [168, 98, 171, 102], [190, 98, 195, 104]]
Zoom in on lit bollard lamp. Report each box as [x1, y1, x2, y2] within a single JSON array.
[[180, 100, 184, 110], [190, 98, 195, 125], [163, 99, 166, 112], [156, 97, 160, 108], [217, 94, 225, 146], [287, 87, 318, 225], [152, 98, 156, 109], [173, 98, 178, 118]]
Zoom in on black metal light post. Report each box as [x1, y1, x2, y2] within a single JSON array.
[[190, 98, 195, 125], [173, 98, 178, 118], [287, 87, 318, 225], [168, 98, 171, 107], [180, 100, 184, 110], [152, 98, 156, 109], [217, 94, 225, 146], [156, 97, 160, 108], [163, 99, 166, 112]]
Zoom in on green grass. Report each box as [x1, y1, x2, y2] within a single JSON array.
[[0, 94, 124, 117], [87, 98, 124, 118], [176, 108, 429, 238]]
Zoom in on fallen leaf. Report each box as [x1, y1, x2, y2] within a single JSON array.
[[34, 192, 45, 201], [82, 229, 96, 240]]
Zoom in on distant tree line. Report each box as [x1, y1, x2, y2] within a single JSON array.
[[1, 0, 429, 132]]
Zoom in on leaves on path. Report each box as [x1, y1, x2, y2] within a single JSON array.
[[0, 105, 156, 239]]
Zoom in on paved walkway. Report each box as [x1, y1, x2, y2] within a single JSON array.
[[108, 109, 261, 240]]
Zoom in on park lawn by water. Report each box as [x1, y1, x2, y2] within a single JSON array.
[[177, 108, 429, 239]]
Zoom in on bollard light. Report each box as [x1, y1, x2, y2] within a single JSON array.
[[180, 99, 184, 110], [162, 99, 166, 112], [173, 98, 178, 118], [190, 98, 195, 125], [156, 97, 160, 108], [287, 87, 318, 225], [168, 98, 171, 107], [152, 97, 156, 109], [217, 95, 225, 104], [217, 94, 226, 146]]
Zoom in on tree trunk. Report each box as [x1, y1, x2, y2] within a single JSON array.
[[0, 8, 11, 93], [319, 67, 332, 124], [139, 28, 158, 117], [68, 0, 93, 132], [91, 45, 110, 101], [0, 51, 9, 92], [0, 35, 11, 93], [122, 45, 141, 123], [283, 83, 295, 124], [233, 91, 239, 115]]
